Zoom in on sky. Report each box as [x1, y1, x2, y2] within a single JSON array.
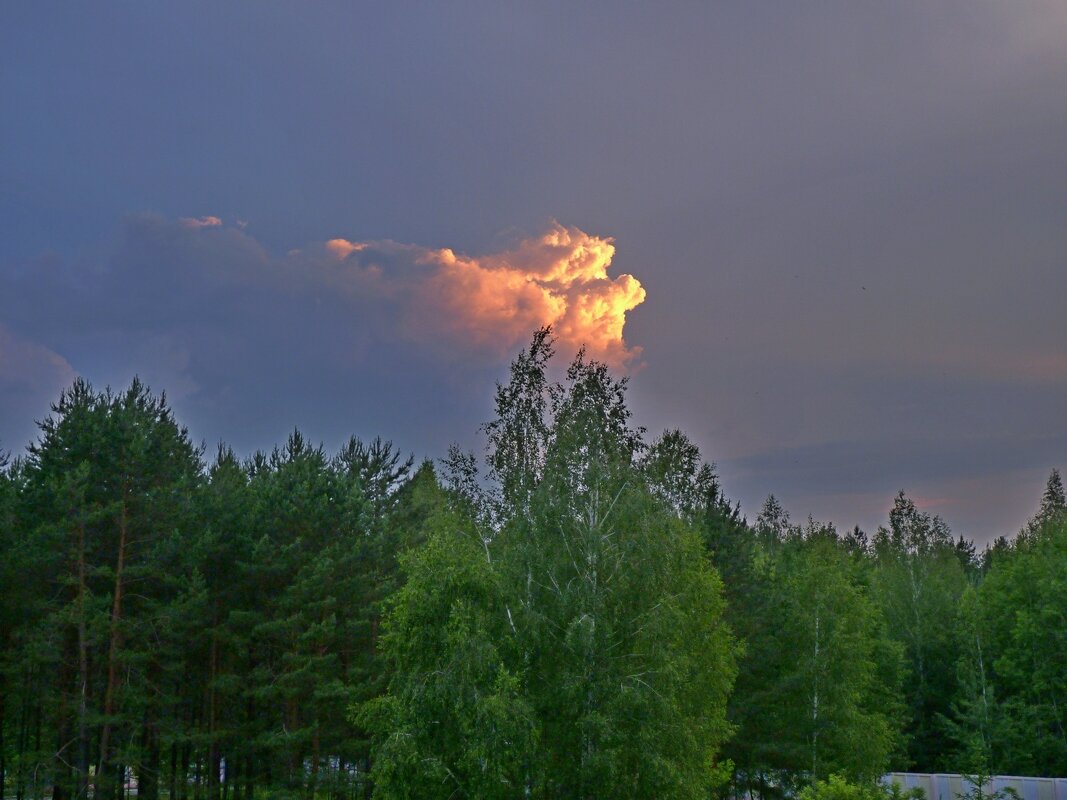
[[2, 2, 1065, 543]]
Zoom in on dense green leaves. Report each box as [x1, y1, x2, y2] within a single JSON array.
[[1, 342, 1065, 800], [722, 518, 904, 791], [972, 510, 1067, 775], [871, 492, 969, 771], [0, 380, 427, 800], [360, 520, 534, 800], [367, 336, 737, 799]]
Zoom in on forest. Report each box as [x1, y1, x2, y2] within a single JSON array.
[[1, 329, 1065, 800]]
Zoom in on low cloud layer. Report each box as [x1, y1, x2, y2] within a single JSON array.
[[0, 325, 76, 395], [0, 325, 77, 450], [0, 215, 645, 456]]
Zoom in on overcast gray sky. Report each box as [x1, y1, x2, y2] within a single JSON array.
[[2, 2, 1065, 542]]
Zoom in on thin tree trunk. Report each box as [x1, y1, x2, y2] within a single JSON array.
[[169, 741, 178, 800], [17, 683, 27, 800], [193, 751, 202, 800], [207, 634, 219, 800], [50, 650, 72, 800], [140, 708, 160, 800], [179, 735, 191, 800], [308, 724, 320, 800], [285, 699, 299, 787], [99, 494, 130, 790], [242, 695, 254, 800], [976, 631, 991, 758], [1, 680, 6, 800], [112, 761, 123, 800], [76, 521, 91, 800], [811, 604, 821, 778], [32, 699, 43, 800]]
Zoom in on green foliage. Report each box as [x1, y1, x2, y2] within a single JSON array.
[[0, 378, 431, 800], [871, 492, 968, 770], [956, 773, 1022, 800], [724, 518, 904, 787], [799, 775, 924, 800], [940, 585, 1001, 773], [972, 511, 1067, 775], [1031, 468, 1065, 532], [359, 522, 534, 800], [364, 332, 738, 799], [481, 325, 555, 523], [11, 377, 204, 800], [2, 340, 1065, 799]]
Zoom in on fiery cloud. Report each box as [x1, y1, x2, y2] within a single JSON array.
[[326, 222, 646, 366]]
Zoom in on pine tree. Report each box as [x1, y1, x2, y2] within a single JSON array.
[[21, 378, 202, 800], [1032, 468, 1065, 531], [0, 447, 19, 800], [179, 445, 257, 800]]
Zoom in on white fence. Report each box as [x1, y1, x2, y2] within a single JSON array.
[[884, 773, 1067, 800]]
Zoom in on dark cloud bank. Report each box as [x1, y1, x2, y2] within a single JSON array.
[[2, 1, 1066, 542], [0, 214, 642, 465], [2, 211, 1063, 544]]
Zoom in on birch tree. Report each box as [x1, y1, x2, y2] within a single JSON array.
[[871, 492, 967, 770], [364, 333, 738, 799]]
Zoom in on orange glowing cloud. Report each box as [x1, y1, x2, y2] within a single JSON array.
[[325, 238, 366, 258], [325, 222, 646, 366], [179, 215, 223, 229]]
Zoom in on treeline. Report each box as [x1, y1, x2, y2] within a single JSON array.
[[0, 330, 1065, 800]]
